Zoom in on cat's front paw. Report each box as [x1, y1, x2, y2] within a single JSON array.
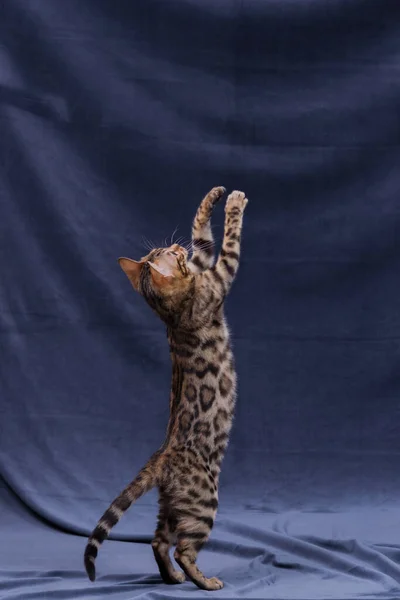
[[207, 186, 226, 206], [225, 190, 248, 213]]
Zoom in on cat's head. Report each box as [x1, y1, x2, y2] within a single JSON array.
[[118, 244, 194, 324]]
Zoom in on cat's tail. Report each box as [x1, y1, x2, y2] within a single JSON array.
[[84, 452, 161, 582]]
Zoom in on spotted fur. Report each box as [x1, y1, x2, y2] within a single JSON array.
[[84, 188, 248, 591]]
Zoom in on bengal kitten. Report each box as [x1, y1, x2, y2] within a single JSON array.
[[84, 188, 248, 591]]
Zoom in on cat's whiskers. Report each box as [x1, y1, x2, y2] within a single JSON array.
[[170, 225, 179, 246], [142, 235, 156, 252]]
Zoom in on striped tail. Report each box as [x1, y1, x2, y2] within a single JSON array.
[[84, 455, 159, 582]]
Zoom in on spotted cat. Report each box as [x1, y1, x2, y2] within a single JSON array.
[[84, 188, 248, 591]]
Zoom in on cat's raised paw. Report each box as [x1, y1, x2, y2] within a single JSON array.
[[208, 186, 226, 205], [226, 190, 248, 213], [201, 576, 224, 591]]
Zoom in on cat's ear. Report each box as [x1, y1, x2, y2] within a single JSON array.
[[118, 257, 145, 291], [148, 261, 175, 288]]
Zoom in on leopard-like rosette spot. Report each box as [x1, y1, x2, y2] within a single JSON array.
[[225, 190, 248, 213]]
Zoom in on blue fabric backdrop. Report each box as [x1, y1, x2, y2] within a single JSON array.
[[2, 0, 400, 598]]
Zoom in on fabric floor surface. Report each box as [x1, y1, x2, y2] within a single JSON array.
[[3, 480, 400, 600]]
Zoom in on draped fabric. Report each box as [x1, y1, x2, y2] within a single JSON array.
[[1, 1, 400, 598]]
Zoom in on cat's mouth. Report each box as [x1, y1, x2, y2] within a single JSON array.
[[144, 245, 189, 278], [168, 244, 188, 258], [165, 246, 189, 268], [166, 249, 189, 276], [148, 245, 188, 261]]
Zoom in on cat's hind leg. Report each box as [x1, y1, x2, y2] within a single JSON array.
[[151, 497, 185, 584], [173, 514, 223, 591]]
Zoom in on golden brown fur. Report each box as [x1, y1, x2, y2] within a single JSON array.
[[84, 188, 248, 591]]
